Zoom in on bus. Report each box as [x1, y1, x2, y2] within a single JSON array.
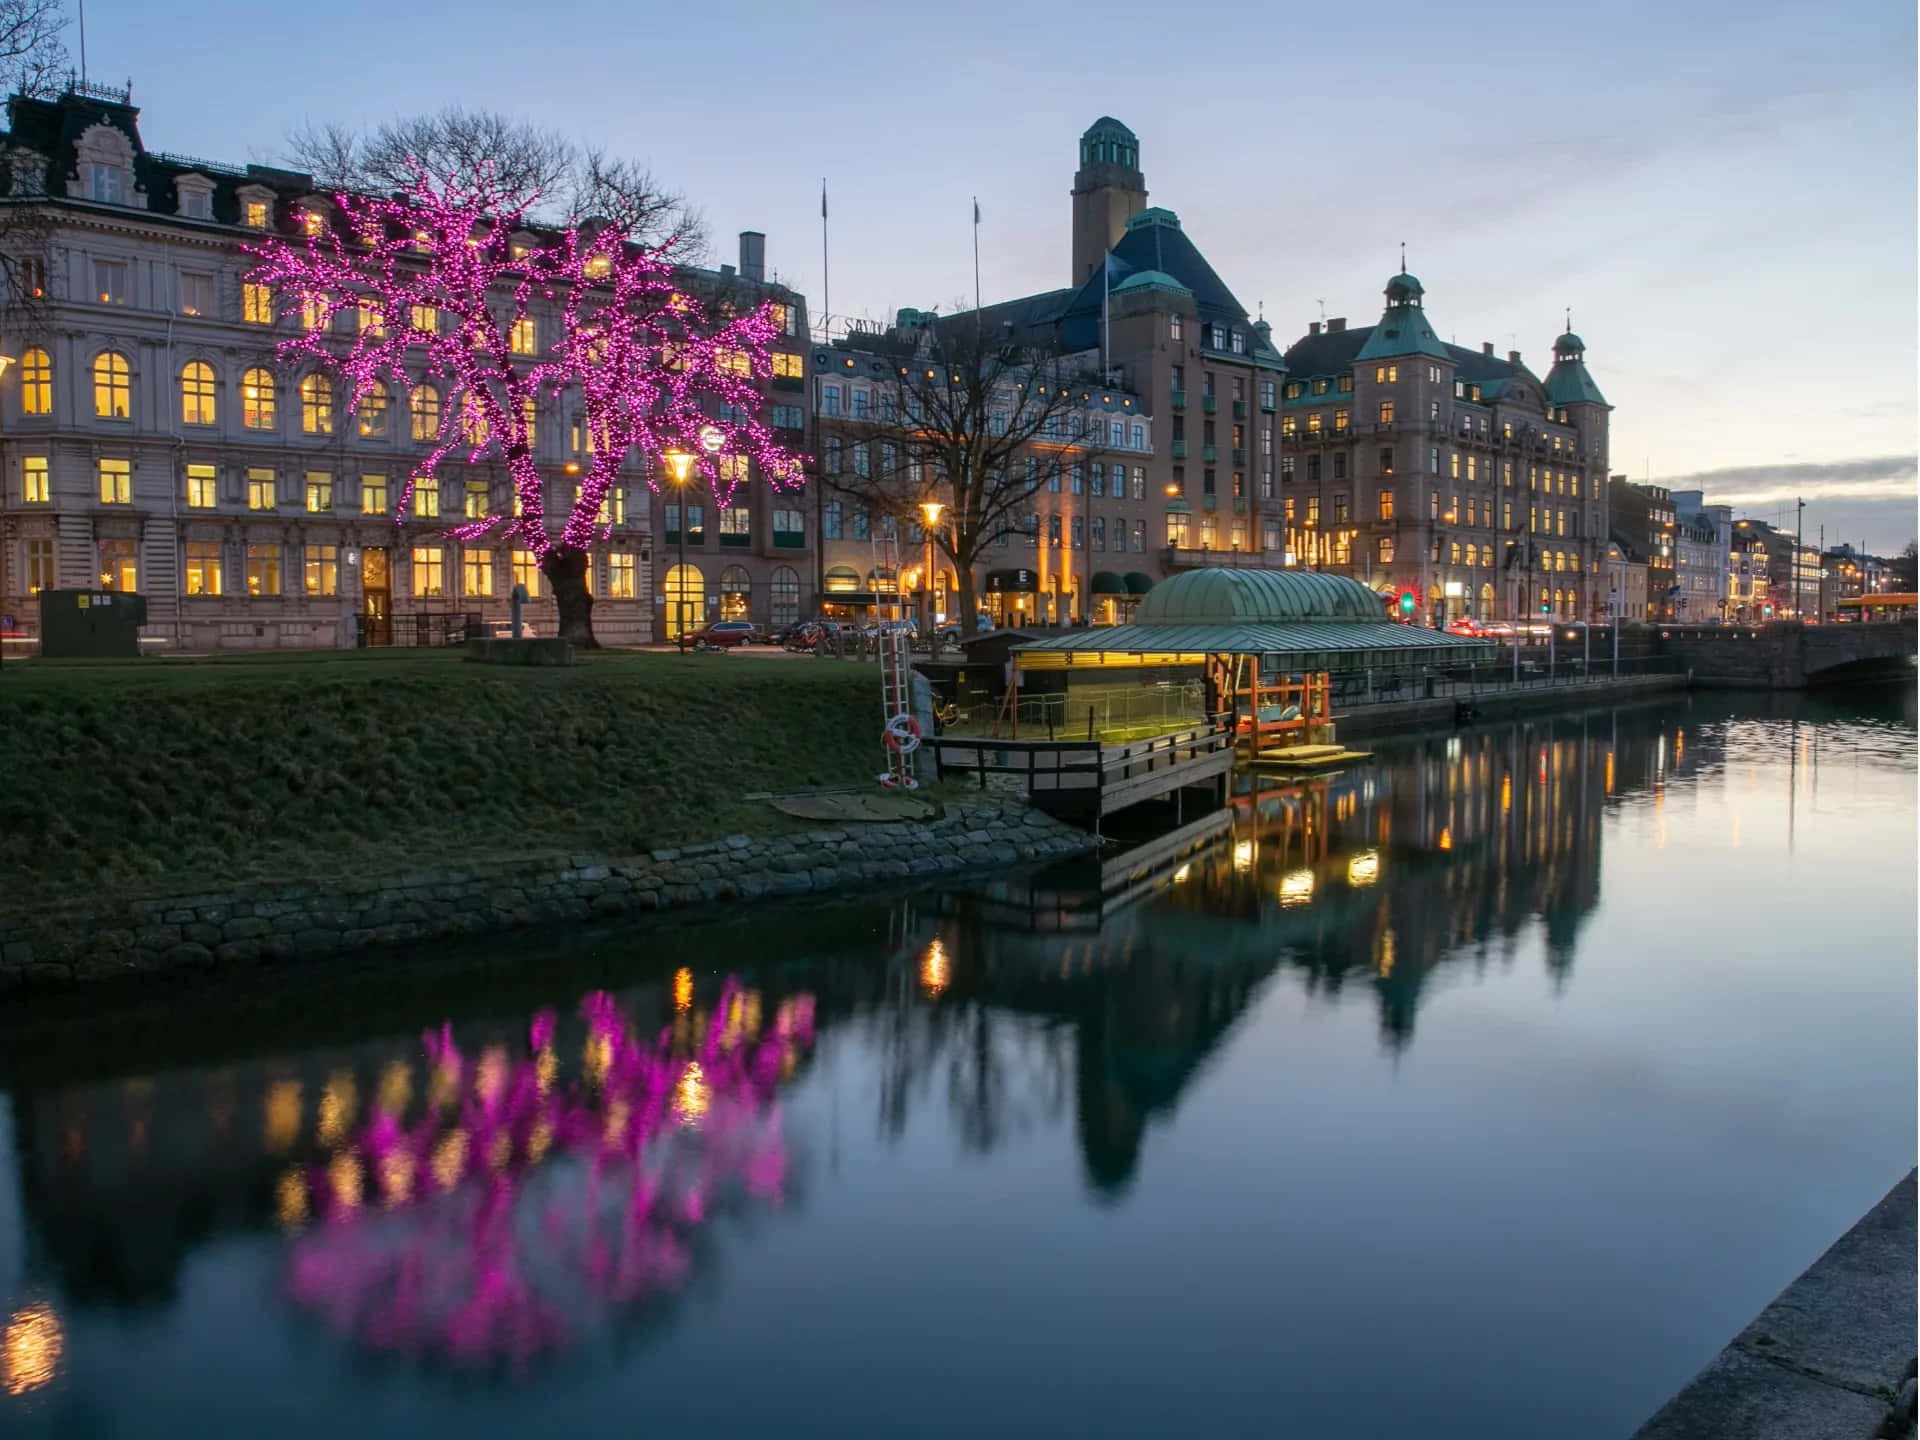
[[1835, 593, 1916, 623]]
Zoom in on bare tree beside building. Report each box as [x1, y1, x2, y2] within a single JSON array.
[[820, 316, 1111, 639]]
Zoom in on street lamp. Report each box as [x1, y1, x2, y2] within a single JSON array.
[[663, 447, 695, 645], [920, 499, 945, 642]]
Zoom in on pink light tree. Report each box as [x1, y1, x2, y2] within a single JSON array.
[[247, 168, 805, 648]]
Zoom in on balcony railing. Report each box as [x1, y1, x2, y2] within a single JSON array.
[[1169, 389, 1187, 409], [1201, 394, 1218, 413], [1170, 439, 1187, 460], [1231, 448, 1246, 466], [1231, 400, 1247, 419], [1202, 444, 1218, 463]]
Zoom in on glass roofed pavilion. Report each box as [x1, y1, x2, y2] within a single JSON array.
[[1010, 567, 1493, 753]]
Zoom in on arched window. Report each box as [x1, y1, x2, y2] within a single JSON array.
[[770, 564, 801, 628], [242, 368, 276, 430], [357, 379, 389, 438], [460, 393, 489, 447], [664, 563, 704, 640], [411, 384, 440, 441], [719, 564, 752, 621], [180, 361, 216, 426], [300, 373, 333, 435], [18, 347, 50, 415], [92, 351, 130, 419]]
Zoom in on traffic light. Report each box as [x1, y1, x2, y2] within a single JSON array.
[[1540, 600, 1552, 613], [1398, 591, 1416, 616]]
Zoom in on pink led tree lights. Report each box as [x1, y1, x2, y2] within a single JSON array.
[[283, 982, 816, 1370], [247, 168, 805, 647]]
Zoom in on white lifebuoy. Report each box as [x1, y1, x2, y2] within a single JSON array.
[[884, 713, 922, 755]]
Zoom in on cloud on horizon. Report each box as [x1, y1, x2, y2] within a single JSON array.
[[1658, 455, 1918, 508]]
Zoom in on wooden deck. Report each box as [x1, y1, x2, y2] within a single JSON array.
[[930, 722, 1236, 831]]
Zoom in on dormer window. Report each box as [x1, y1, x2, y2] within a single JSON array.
[[302, 210, 325, 238], [1229, 329, 1245, 354], [90, 164, 123, 203], [245, 200, 269, 228]]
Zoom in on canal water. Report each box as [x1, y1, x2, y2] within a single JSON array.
[[1, 691, 1912, 1438]]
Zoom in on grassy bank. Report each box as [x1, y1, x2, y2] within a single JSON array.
[[0, 650, 884, 902]]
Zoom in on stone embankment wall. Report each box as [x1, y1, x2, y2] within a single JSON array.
[[0, 803, 1094, 988]]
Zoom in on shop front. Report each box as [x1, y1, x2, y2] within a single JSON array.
[[984, 568, 1040, 628]]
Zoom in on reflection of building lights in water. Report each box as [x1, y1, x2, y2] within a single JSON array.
[[381, 1149, 417, 1207], [673, 967, 694, 1011], [921, 938, 950, 996], [328, 1152, 364, 1212], [277, 1168, 309, 1230], [1346, 850, 1380, 886], [3, 1303, 63, 1397], [430, 1056, 461, 1111], [476, 1046, 510, 1106], [535, 1046, 557, 1096], [528, 1118, 553, 1164], [1438, 828, 1453, 850], [1376, 928, 1396, 978], [431, 1131, 468, 1190], [1172, 863, 1192, 884], [1501, 774, 1512, 814], [1279, 869, 1315, 906], [604, 1099, 631, 1148], [674, 1063, 711, 1127], [1605, 752, 1615, 792], [584, 1032, 612, 1086], [264, 1079, 301, 1152], [378, 1060, 412, 1116], [318, 1071, 358, 1148], [1232, 839, 1254, 871], [1675, 728, 1684, 764]]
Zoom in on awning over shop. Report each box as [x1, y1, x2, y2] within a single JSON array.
[[1090, 571, 1128, 596], [823, 565, 862, 593], [1124, 572, 1156, 595], [985, 568, 1040, 594]]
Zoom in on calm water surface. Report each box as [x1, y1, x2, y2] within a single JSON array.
[[2, 691, 1913, 1438]]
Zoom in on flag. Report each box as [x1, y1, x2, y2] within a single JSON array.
[[820, 181, 827, 220]]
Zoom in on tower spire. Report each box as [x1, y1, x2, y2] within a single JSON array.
[[1399, 240, 1406, 272]]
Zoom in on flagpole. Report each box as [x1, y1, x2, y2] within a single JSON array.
[[1101, 249, 1110, 378], [972, 197, 981, 318], [814, 179, 829, 621], [820, 179, 829, 340]]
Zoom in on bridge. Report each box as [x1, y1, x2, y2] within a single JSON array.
[[1658, 621, 1916, 688], [929, 722, 1235, 833]]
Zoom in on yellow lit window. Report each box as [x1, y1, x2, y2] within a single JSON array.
[[181, 361, 216, 425], [358, 303, 384, 336], [716, 348, 751, 376], [460, 395, 489, 446], [1450, 452, 1461, 479], [411, 545, 445, 596], [92, 351, 130, 419], [245, 199, 269, 228], [247, 543, 281, 596], [521, 395, 536, 448], [305, 545, 338, 596], [362, 475, 388, 514], [770, 352, 804, 379], [25, 538, 52, 593], [609, 552, 635, 597], [306, 471, 332, 512], [97, 457, 131, 504], [464, 481, 489, 519], [243, 367, 276, 429], [1306, 413, 1322, 434], [414, 476, 440, 518], [23, 455, 48, 503], [1377, 400, 1394, 424], [185, 463, 217, 509], [243, 282, 274, 324], [510, 317, 537, 354], [247, 468, 276, 511], [1379, 489, 1395, 520], [358, 380, 389, 437], [410, 304, 437, 336], [716, 455, 749, 490], [302, 292, 330, 331], [583, 253, 611, 279], [512, 549, 540, 596], [1334, 409, 1349, 431], [302, 209, 324, 237], [19, 347, 51, 414], [185, 541, 222, 595], [300, 373, 333, 434], [463, 549, 494, 597], [411, 384, 440, 441], [98, 538, 136, 590]]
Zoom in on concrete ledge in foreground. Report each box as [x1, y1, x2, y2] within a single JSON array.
[[1634, 1169, 1917, 1439]]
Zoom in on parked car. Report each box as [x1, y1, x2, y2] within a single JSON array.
[[677, 620, 759, 651]]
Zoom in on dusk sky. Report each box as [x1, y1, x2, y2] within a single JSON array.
[[83, 0, 1918, 550]]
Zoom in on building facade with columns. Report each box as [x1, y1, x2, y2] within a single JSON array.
[[0, 83, 810, 650], [1277, 279, 1613, 627]]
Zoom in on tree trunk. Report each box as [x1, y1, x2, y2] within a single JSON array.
[[542, 546, 598, 650], [956, 564, 981, 639]]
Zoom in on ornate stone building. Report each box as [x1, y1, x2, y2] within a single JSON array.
[[0, 83, 808, 649], [1278, 277, 1613, 626]]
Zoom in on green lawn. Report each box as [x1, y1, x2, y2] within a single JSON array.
[[0, 649, 887, 902]]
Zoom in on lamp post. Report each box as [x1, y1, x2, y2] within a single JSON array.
[[663, 447, 694, 645], [919, 499, 945, 647]]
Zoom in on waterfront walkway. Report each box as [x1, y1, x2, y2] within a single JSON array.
[[1634, 1170, 1916, 1439]]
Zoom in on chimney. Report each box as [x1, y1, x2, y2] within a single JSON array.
[[1508, 349, 1521, 365], [738, 230, 765, 282], [1481, 341, 1494, 356], [1308, 320, 1322, 336], [1327, 317, 1347, 333]]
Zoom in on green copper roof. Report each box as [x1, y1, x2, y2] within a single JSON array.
[[1015, 619, 1494, 661], [1125, 207, 1182, 231], [1544, 356, 1608, 406], [1112, 267, 1191, 296], [1134, 568, 1389, 624], [1385, 271, 1424, 303], [1083, 115, 1138, 142], [1353, 299, 1450, 362]]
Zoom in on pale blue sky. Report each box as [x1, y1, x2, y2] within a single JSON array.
[[80, 0, 1919, 549]]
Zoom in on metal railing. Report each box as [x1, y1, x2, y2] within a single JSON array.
[[1320, 652, 1684, 709]]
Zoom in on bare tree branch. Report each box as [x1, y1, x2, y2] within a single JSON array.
[[0, 0, 66, 98]]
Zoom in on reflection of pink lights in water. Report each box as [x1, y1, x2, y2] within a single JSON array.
[[283, 981, 814, 1371]]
